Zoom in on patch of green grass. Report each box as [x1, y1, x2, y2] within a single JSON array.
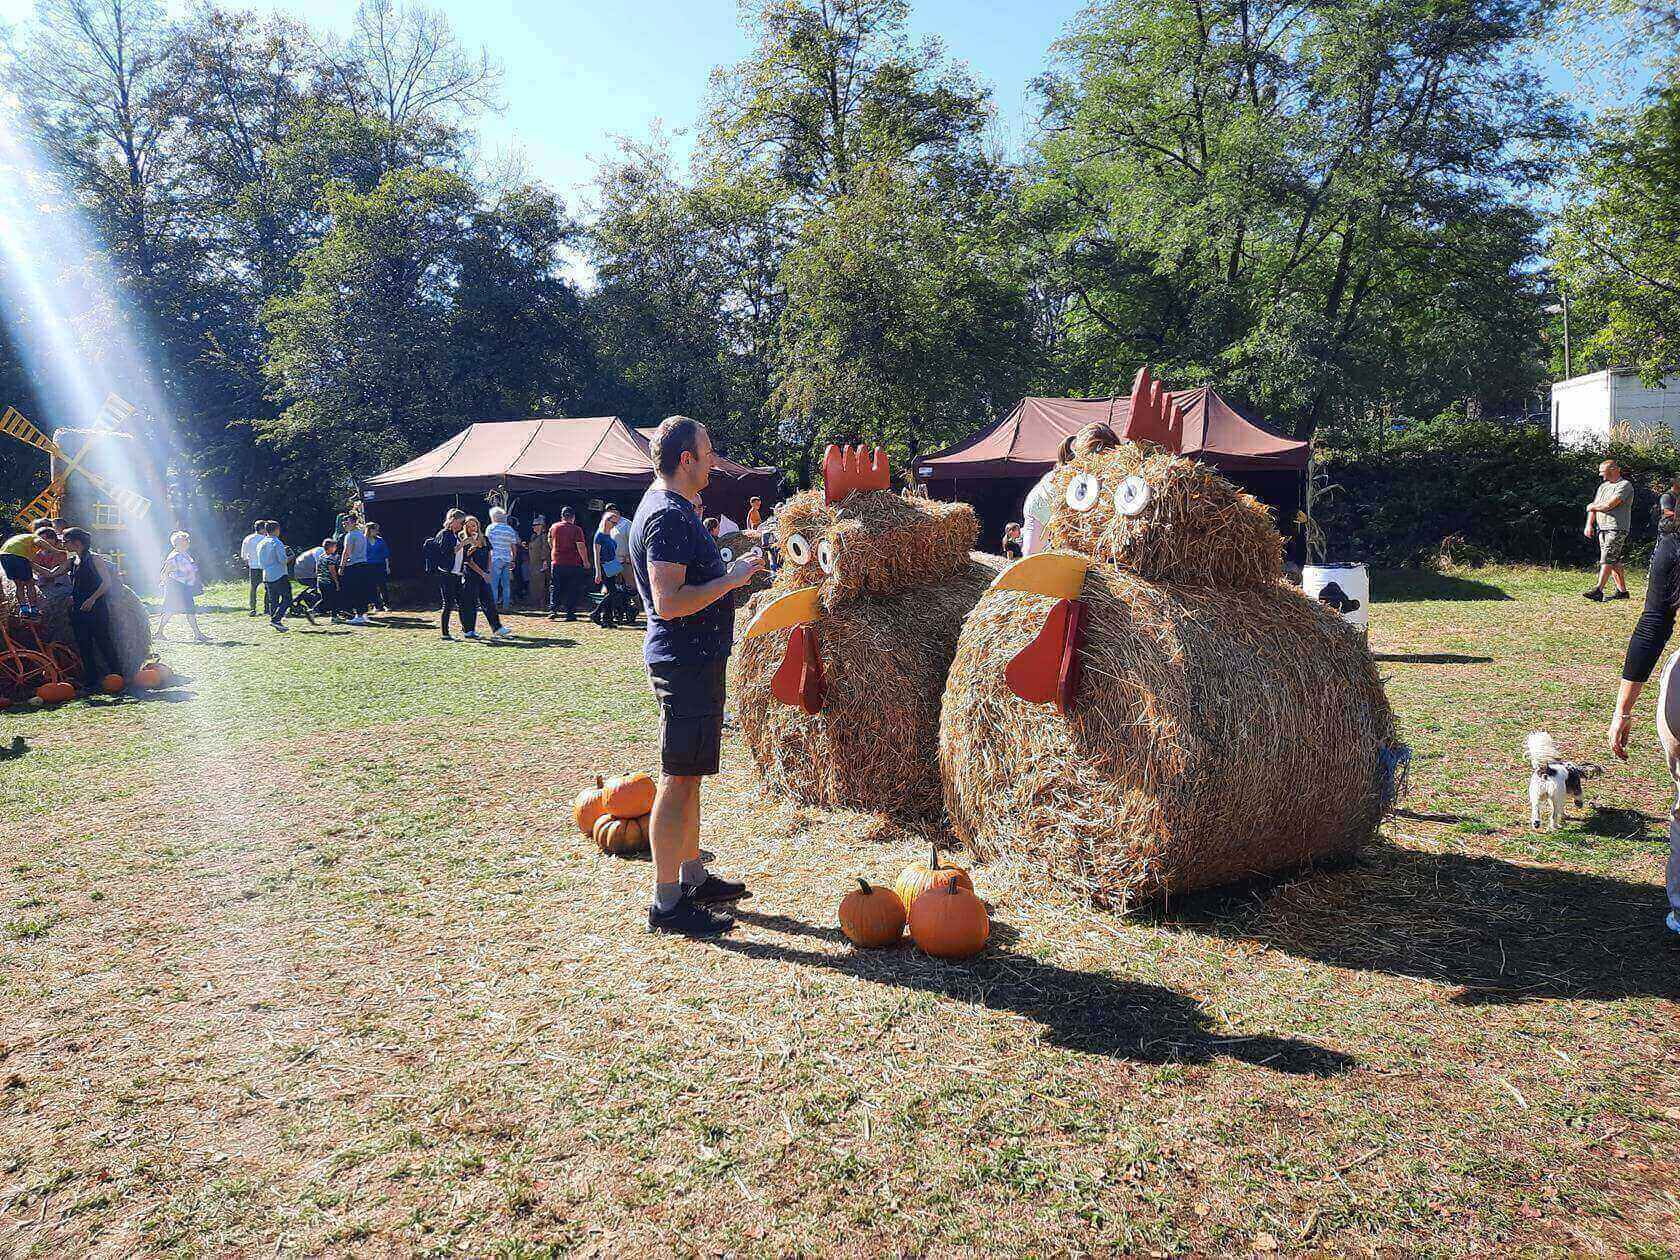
[[2, 568, 1676, 1255]]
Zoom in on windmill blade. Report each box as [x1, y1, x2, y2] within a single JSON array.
[[1, 406, 63, 457], [94, 393, 137, 432], [109, 486, 152, 520], [13, 477, 66, 528]]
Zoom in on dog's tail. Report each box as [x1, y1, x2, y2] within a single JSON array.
[[1525, 731, 1559, 771]]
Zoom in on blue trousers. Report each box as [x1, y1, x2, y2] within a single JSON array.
[[491, 557, 513, 607]]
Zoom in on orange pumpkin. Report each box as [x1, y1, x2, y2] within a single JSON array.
[[133, 666, 162, 689], [150, 661, 174, 685], [573, 776, 608, 836], [35, 681, 75, 705], [593, 812, 649, 856], [602, 772, 656, 820], [838, 878, 906, 948], [894, 844, 973, 915], [102, 673, 126, 694], [908, 881, 990, 960]]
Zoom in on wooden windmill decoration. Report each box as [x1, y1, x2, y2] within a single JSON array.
[[1, 393, 152, 528]]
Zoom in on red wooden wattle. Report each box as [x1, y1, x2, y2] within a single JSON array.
[[771, 623, 826, 713], [1006, 598, 1074, 709]]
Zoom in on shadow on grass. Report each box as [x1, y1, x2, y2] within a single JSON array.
[[85, 689, 198, 707], [1574, 804, 1659, 841], [1372, 570, 1515, 603], [1163, 841, 1679, 1004], [715, 913, 1355, 1074], [1373, 652, 1494, 665]]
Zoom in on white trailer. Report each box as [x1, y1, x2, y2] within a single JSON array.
[[1552, 368, 1680, 445]]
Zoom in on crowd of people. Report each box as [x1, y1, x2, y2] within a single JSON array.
[[1, 515, 128, 681], [236, 513, 392, 634]]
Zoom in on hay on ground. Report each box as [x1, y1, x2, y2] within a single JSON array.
[[939, 562, 1395, 907], [734, 553, 1002, 819], [1042, 444, 1283, 588], [771, 488, 978, 608]]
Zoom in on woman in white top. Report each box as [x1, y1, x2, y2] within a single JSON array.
[[1021, 422, 1123, 555], [155, 530, 211, 643]]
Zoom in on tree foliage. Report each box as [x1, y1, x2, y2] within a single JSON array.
[[1028, 0, 1566, 435], [1554, 88, 1680, 382]]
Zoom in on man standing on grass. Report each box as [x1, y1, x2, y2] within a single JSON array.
[[547, 506, 588, 621], [257, 520, 295, 630], [241, 518, 266, 617], [1585, 460, 1634, 601], [487, 506, 519, 609], [629, 415, 763, 936]]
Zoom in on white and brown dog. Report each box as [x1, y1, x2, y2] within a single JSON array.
[[1525, 732, 1602, 831]]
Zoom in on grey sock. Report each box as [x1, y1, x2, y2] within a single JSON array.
[[653, 882, 683, 913], [679, 859, 708, 888]]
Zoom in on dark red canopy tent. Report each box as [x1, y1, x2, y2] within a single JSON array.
[[361, 417, 782, 578], [915, 386, 1310, 552]]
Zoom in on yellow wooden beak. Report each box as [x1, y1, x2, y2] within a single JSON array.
[[742, 585, 822, 640], [990, 552, 1091, 601]]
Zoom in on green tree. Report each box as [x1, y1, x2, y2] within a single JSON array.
[[1029, 0, 1567, 433], [1553, 88, 1680, 382], [261, 166, 477, 502]]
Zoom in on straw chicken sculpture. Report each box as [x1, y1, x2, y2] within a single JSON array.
[[939, 369, 1402, 907], [733, 446, 1002, 818]]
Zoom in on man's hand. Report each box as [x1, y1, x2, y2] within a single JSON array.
[[726, 551, 764, 588], [1608, 709, 1634, 760], [79, 597, 96, 612]]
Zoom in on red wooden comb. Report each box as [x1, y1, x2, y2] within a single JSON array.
[[821, 444, 891, 503]]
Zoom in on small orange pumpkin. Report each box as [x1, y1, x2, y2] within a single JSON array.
[[35, 681, 75, 704], [573, 776, 608, 836], [133, 665, 162, 689], [150, 660, 174, 685], [102, 673, 126, 694], [908, 880, 990, 960], [602, 772, 656, 820], [838, 878, 906, 948], [593, 812, 649, 856], [894, 844, 973, 915]]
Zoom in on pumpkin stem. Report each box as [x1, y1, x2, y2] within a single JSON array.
[[596, 775, 604, 790], [929, 841, 939, 871], [857, 877, 871, 894]]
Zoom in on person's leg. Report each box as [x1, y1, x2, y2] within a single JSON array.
[[564, 567, 582, 619], [438, 576, 451, 634], [1612, 563, 1629, 596], [248, 568, 261, 615], [70, 611, 100, 686], [495, 558, 512, 607], [462, 579, 480, 635], [649, 774, 700, 890], [481, 581, 503, 632]]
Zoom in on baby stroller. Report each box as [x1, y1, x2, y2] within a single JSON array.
[[286, 581, 325, 621]]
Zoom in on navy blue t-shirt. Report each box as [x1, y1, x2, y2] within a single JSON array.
[[629, 488, 732, 666]]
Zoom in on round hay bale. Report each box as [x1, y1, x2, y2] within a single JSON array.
[[773, 487, 979, 606], [28, 575, 153, 678], [734, 555, 1002, 819], [939, 562, 1395, 906], [1042, 444, 1283, 588]]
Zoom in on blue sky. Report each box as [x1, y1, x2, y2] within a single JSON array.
[[0, 0, 1649, 214], [0, 0, 1083, 210]]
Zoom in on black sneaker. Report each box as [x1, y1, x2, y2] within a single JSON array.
[[270, 619, 287, 632], [648, 898, 735, 936], [1609, 589, 1631, 600], [1583, 589, 1605, 601], [683, 873, 751, 905]]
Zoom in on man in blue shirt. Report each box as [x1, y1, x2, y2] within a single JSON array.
[[487, 507, 519, 610], [629, 415, 763, 936], [257, 520, 295, 631]]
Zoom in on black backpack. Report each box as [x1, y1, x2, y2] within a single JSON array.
[[421, 534, 442, 574]]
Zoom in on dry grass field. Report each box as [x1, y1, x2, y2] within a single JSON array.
[[1, 567, 1677, 1257]]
